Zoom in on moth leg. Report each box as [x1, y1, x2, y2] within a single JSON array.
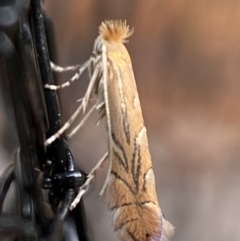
[[44, 99, 85, 146], [96, 101, 106, 125], [99, 152, 111, 196], [45, 59, 90, 90], [50, 61, 81, 72], [44, 66, 102, 146], [68, 104, 96, 138], [81, 64, 102, 113], [70, 152, 108, 210], [68, 101, 105, 138], [44, 64, 101, 146]]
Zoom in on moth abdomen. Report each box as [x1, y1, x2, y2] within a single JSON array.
[[111, 203, 163, 241]]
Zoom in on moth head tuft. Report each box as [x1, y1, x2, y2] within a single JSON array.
[[99, 20, 134, 43]]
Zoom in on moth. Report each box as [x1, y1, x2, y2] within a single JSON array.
[[45, 20, 174, 241]]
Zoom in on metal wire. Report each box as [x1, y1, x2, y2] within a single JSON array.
[[0, 0, 90, 240]]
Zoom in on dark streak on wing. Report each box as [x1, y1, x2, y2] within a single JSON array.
[[111, 171, 136, 194], [142, 167, 153, 192], [110, 202, 136, 211], [112, 133, 129, 170], [122, 107, 131, 145], [110, 200, 157, 211], [131, 133, 141, 191], [108, 57, 131, 145], [119, 66, 131, 145], [127, 231, 141, 241]]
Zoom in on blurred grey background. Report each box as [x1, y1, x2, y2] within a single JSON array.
[[2, 0, 240, 241]]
